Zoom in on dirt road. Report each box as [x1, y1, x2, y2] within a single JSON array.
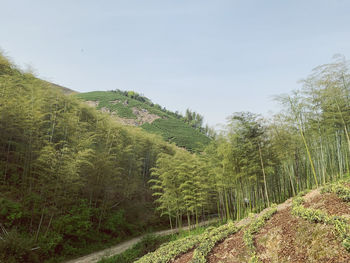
[[63, 219, 218, 263]]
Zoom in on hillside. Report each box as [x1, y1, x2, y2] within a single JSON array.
[[0, 54, 185, 263], [131, 180, 350, 263], [44, 81, 77, 95], [75, 91, 211, 152]]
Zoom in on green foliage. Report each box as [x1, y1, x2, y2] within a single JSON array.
[[75, 91, 211, 152], [75, 91, 169, 119], [53, 204, 91, 241], [142, 118, 210, 152], [0, 198, 23, 228], [0, 228, 38, 263], [150, 150, 212, 228], [243, 206, 277, 263], [0, 54, 178, 261], [322, 183, 350, 202], [134, 234, 201, 263]]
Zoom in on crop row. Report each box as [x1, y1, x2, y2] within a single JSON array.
[[322, 183, 350, 202], [134, 233, 202, 263], [135, 222, 239, 263], [190, 221, 239, 263], [292, 195, 350, 251], [243, 205, 278, 263]]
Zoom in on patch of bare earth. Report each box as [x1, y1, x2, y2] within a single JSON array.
[[85, 100, 99, 107], [132, 107, 160, 124], [172, 249, 194, 263], [255, 207, 350, 263], [207, 229, 250, 263], [304, 192, 350, 218]]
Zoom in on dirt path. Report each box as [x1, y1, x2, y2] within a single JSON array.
[[63, 219, 217, 263]]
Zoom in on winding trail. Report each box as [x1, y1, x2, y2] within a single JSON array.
[[63, 219, 218, 263]]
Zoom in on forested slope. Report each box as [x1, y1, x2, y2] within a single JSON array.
[[0, 54, 182, 262]]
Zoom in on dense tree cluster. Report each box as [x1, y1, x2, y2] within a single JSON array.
[[150, 56, 350, 226], [0, 54, 177, 262]]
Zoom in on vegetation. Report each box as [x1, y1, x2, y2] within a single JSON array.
[[142, 118, 211, 152], [0, 53, 182, 262], [134, 233, 202, 263], [191, 221, 239, 263], [243, 206, 277, 263], [322, 182, 350, 202], [98, 234, 173, 263], [98, 225, 215, 263], [292, 194, 350, 251], [150, 55, 350, 228], [76, 91, 211, 152]]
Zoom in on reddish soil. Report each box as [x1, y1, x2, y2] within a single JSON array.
[[169, 189, 350, 263], [304, 192, 350, 217], [207, 229, 250, 263], [255, 207, 307, 263], [172, 249, 194, 263], [255, 207, 350, 263]]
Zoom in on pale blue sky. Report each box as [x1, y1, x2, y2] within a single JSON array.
[[1, 0, 350, 126]]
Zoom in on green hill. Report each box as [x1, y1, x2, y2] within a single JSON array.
[[75, 91, 211, 152]]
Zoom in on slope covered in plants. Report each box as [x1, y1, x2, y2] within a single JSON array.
[[75, 91, 211, 152], [133, 182, 350, 263]]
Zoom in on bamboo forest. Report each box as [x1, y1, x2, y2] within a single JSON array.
[[1, 49, 350, 262]]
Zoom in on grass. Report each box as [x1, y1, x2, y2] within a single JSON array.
[[142, 119, 210, 152]]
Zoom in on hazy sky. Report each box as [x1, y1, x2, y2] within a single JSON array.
[[1, 0, 350, 127]]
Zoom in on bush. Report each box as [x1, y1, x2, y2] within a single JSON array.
[[0, 228, 38, 263]]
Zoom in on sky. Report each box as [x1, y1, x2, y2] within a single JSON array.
[[1, 0, 350, 127]]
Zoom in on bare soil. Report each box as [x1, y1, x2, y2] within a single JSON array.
[[207, 229, 250, 263], [172, 249, 194, 263], [304, 192, 350, 218], [255, 207, 307, 262], [254, 191, 350, 263]]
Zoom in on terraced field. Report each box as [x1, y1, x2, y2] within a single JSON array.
[[131, 181, 350, 263]]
